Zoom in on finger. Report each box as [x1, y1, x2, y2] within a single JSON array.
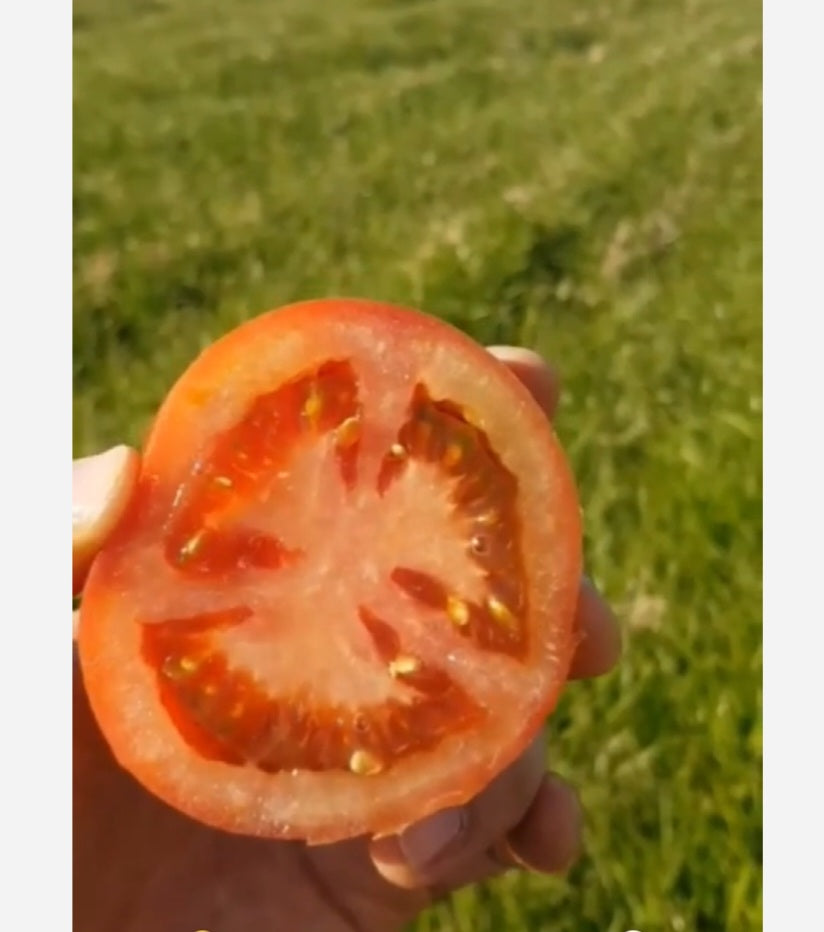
[[369, 731, 546, 890], [425, 772, 582, 894], [488, 773, 581, 875], [487, 346, 561, 420], [488, 350, 620, 680], [567, 577, 622, 680], [73, 446, 140, 595]]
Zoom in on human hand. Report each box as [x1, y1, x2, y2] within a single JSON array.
[[72, 346, 620, 932]]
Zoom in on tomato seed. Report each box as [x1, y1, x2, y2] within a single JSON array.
[[388, 655, 420, 677], [486, 595, 519, 631], [161, 654, 198, 679], [177, 531, 204, 563], [446, 595, 470, 628], [335, 415, 361, 448], [302, 386, 323, 423], [349, 749, 384, 776], [443, 443, 463, 467]]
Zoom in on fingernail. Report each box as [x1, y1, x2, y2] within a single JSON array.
[[399, 807, 467, 871], [72, 446, 132, 535], [486, 345, 545, 367]]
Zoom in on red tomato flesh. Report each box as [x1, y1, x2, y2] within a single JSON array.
[[78, 298, 582, 843]]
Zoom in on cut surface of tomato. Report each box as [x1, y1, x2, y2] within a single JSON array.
[[78, 298, 582, 843]]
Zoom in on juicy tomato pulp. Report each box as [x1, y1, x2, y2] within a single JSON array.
[[78, 299, 582, 843]]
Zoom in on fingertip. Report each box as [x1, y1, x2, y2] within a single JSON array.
[[568, 578, 622, 680], [72, 446, 140, 595], [487, 346, 561, 420], [503, 773, 582, 874]]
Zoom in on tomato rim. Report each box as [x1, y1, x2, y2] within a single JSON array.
[[78, 298, 582, 843]]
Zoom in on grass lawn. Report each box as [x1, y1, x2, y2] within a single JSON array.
[[73, 0, 762, 929]]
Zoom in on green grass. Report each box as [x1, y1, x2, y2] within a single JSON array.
[[73, 0, 762, 929]]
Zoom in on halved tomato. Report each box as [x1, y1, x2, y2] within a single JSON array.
[[78, 298, 582, 843]]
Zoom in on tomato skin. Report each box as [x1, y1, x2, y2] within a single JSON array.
[[78, 298, 582, 843]]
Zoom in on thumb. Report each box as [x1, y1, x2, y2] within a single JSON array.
[[72, 445, 140, 596]]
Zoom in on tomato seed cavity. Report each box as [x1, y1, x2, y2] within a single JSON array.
[[140, 368, 532, 774]]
